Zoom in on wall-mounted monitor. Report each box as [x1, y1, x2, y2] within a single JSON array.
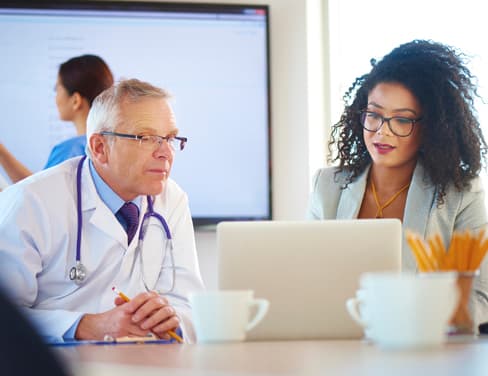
[[0, 1, 271, 225]]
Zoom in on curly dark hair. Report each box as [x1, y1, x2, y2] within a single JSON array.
[[329, 39, 487, 204]]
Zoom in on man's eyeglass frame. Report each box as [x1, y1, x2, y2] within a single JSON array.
[[100, 131, 187, 151]]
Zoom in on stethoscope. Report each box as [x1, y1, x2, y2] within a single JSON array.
[[69, 156, 176, 293]]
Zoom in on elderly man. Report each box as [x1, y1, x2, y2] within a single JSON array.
[[0, 79, 204, 343]]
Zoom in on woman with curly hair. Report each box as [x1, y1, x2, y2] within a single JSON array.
[[307, 40, 488, 326]]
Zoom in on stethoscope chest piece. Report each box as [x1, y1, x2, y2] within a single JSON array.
[[69, 261, 87, 285]]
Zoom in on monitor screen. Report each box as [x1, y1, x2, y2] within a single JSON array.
[[0, 1, 271, 225]]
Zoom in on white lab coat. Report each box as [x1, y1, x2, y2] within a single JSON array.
[[0, 157, 205, 342]]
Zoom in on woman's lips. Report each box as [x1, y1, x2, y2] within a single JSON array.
[[373, 142, 395, 154]]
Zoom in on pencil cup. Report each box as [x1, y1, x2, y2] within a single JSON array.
[[189, 290, 269, 343], [448, 271, 478, 335]]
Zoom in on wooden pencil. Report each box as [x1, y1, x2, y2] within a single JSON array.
[[407, 229, 488, 273], [406, 233, 428, 272]]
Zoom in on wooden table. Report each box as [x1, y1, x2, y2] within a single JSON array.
[[55, 338, 488, 376]]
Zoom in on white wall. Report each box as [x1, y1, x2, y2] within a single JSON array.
[[134, 0, 328, 289]]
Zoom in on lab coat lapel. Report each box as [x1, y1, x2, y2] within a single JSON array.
[[403, 163, 436, 269], [136, 200, 167, 291], [117, 197, 147, 286], [336, 167, 369, 219], [80, 159, 127, 247]]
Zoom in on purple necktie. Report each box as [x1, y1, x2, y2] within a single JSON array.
[[118, 202, 139, 244]]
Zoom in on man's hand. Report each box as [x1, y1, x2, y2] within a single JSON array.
[[115, 291, 180, 340], [75, 291, 179, 340]]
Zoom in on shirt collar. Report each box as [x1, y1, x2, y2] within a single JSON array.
[[88, 159, 142, 214]]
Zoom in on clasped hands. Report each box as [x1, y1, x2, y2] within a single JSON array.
[[76, 291, 179, 340]]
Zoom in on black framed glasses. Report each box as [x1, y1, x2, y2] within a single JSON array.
[[100, 131, 187, 151], [359, 111, 421, 137]]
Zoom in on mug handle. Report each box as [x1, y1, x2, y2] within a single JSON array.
[[246, 298, 270, 331], [345, 297, 367, 328]]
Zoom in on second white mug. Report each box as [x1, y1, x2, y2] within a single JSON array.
[[346, 272, 458, 349]]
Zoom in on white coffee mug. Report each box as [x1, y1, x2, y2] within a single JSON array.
[[346, 272, 458, 349], [346, 289, 374, 341], [189, 290, 269, 343]]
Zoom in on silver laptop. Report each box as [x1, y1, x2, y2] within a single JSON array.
[[217, 219, 402, 340]]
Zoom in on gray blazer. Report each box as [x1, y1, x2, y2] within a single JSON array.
[[307, 162, 488, 326]]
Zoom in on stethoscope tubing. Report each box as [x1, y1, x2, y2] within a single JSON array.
[[141, 197, 171, 240], [72, 156, 173, 287], [75, 155, 86, 264]]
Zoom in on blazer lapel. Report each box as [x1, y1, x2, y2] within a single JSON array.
[[337, 166, 370, 219], [402, 163, 436, 269]]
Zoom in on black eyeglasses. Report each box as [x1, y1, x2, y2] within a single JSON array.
[[100, 131, 187, 151], [359, 111, 421, 137]]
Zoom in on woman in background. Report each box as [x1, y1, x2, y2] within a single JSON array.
[[0, 54, 113, 183], [307, 40, 488, 326]]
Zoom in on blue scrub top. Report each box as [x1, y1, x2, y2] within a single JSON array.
[[44, 135, 86, 169]]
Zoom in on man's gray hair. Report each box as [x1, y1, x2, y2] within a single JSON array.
[[86, 78, 170, 156]]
